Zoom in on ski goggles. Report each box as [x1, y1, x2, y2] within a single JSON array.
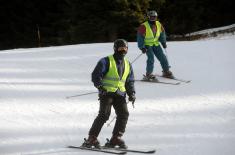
[[117, 46, 128, 52], [117, 46, 128, 55], [149, 16, 157, 21]]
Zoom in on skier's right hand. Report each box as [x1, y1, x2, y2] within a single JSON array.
[[141, 48, 147, 54], [97, 85, 107, 98]]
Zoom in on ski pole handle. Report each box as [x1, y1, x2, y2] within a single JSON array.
[[132, 101, 135, 108]]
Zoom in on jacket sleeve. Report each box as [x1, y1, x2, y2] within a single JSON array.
[[125, 62, 135, 96], [91, 57, 109, 88], [159, 23, 167, 47], [137, 24, 146, 50]]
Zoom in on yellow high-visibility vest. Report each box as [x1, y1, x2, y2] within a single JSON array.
[[102, 55, 130, 92], [143, 21, 162, 46]]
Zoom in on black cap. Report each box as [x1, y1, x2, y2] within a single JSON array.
[[113, 39, 128, 52]]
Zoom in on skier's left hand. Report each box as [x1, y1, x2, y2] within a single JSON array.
[[162, 43, 167, 49], [128, 93, 136, 104]]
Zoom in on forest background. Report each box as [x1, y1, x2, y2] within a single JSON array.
[[0, 0, 234, 50]]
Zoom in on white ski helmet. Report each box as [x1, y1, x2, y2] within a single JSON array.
[[147, 10, 158, 21]]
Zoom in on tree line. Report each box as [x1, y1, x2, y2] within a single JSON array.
[[0, 0, 234, 50]]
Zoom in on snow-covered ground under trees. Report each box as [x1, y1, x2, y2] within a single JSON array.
[[0, 35, 235, 155]]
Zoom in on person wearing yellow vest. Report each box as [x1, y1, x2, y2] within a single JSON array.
[[137, 10, 174, 79], [82, 39, 135, 149]]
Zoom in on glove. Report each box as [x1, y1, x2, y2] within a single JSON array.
[[141, 48, 147, 54], [97, 85, 107, 98], [128, 93, 136, 104], [162, 43, 167, 49]]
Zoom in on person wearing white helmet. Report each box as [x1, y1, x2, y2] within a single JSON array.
[[137, 10, 174, 79]]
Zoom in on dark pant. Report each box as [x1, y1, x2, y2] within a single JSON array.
[[88, 94, 129, 137]]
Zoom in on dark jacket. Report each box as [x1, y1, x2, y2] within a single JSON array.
[[92, 54, 135, 97]]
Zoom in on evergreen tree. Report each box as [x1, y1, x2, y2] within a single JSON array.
[[0, 0, 70, 49], [0, 0, 234, 50], [67, 0, 149, 43]]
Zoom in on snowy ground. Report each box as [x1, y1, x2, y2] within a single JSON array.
[[0, 35, 235, 155]]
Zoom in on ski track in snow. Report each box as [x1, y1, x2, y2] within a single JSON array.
[[0, 37, 235, 155]]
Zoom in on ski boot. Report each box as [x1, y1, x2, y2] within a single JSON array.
[[82, 135, 101, 148], [143, 73, 158, 81], [162, 70, 174, 79], [105, 135, 128, 149]]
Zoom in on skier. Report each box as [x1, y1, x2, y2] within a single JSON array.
[[82, 39, 136, 149], [137, 10, 174, 80]]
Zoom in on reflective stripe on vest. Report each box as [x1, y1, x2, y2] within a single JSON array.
[[143, 21, 161, 46], [102, 55, 130, 93]]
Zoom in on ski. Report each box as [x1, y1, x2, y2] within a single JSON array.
[[103, 138, 156, 154], [67, 145, 127, 154], [103, 147, 156, 154], [171, 77, 191, 83], [155, 74, 191, 83], [136, 79, 180, 85]]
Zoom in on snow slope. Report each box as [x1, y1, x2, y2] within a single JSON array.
[[0, 36, 235, 155]]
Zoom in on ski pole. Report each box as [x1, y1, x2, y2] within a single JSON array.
[[107, 116, 116, 127], [159, 43, 171, 67], [106, 101, 134, 127], [66, 91, 98, 99], [131, 53, 143, 64]]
